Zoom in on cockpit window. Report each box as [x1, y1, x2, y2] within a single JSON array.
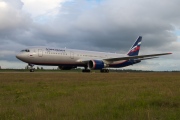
[[21, 49, 30, 52]]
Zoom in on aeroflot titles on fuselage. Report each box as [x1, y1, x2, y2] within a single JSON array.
[[46, 48, 65, 52]]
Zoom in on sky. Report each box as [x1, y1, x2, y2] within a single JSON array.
[[0, 0, 180, 71]]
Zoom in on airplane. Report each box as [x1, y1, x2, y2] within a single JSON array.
[[16, 36, 172, 73]]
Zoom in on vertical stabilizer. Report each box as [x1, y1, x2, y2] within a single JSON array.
[[127, 36, 142, 56]]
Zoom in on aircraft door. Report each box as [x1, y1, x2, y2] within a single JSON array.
[[70, 51, 74, 59], [38, 49, 43, 57]]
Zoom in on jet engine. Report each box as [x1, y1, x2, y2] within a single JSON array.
[[88, 60, 107, 70]]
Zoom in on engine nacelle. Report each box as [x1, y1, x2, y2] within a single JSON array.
[[88, 60, 106, 70], [58, 66, 76, 70]]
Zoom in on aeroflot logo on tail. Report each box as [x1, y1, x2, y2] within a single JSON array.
[[130, 42, 141, 52], [138, 42, 141, 45], [46, 48, 65, 52], [131, 46, 140, 52]]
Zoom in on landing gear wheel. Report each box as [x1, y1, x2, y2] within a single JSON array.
[[100, 69, 109, 73], [82, 66, 91, 73], [30, 69, 35, 72], [82, 69, 91, 73]]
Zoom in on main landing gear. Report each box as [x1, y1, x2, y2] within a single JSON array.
[[82, 66, 109, 73], [82, 66, 91, 73], [100, 69, 109, 73]]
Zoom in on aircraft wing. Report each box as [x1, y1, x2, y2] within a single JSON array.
[[103, 53, 172, 62], [77, 53, 171, 63], [76, 58, 97, 63]]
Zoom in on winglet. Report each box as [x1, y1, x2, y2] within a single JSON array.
[[127, 36, 142, 56]]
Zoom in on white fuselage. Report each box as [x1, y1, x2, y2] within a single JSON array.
[[16, 47, 127, 67]]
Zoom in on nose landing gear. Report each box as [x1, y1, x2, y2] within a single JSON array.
[[30, 69, 35, 72], [28, 64, 35, 72]]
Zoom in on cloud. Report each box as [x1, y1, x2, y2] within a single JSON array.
[[0, 0, 31, 48], [0, 0, 180, 70], [0, 0, 29, 30], [21, 0, 67, 17], [31, 0, 180, 53]]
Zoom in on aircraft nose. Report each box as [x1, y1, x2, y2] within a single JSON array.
[[16, 53, 23, 60]]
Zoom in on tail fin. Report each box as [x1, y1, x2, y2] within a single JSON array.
[[127, 36, 142, 56]]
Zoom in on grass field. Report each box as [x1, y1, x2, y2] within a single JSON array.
[[0, 72, 180, 120]]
